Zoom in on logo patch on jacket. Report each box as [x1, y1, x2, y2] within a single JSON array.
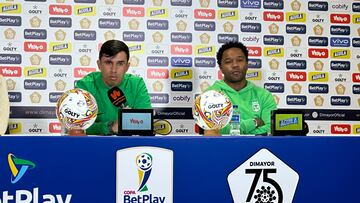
[[252, 101, 260, 112]]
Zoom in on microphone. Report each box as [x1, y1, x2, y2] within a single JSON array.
[[107, 86, 127, 108]]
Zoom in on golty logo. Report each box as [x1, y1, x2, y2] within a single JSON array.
[[8, 153, 36, 183], [136, 153, 153, 192], [228, 149, 299, 203]]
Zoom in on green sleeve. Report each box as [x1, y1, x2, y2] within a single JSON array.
[[133, 78, 152, 109], [85, 121, 111, 135], [245, 91, 277, 135]]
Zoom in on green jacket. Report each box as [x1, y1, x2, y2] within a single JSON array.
[[207, 80, 277, 135], [75, 72, 152, 135]]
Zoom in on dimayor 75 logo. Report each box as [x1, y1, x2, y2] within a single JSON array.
[[228, 149, 299, 203], [116, 147, 173, 203], [8, 153, 36, 183]]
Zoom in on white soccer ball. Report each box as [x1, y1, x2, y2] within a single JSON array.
[[56, 88, 98, 130], [193, 90, 233, 130], [136, 153, 153, 171]]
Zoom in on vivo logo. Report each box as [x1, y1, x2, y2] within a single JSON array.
[[171, 57, 192, 67], [240, 0, 261, 8], [330, 37, 350, 47]]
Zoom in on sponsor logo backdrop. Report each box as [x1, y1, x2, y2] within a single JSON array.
[[1, 0, 359, 135]]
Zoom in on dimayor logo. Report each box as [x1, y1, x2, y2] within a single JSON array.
[[117, 147, 173, 203], [8, 153, 35, 183], [228, 149, 299, 203]]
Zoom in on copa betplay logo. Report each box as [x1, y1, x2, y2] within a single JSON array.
[[116, 147, 173, 203], [228, 149, 299, 203]]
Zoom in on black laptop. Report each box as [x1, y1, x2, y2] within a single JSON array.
[[118, 109, 154, 136]]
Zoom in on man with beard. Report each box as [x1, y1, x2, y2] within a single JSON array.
[[204, 42, 277, 136]]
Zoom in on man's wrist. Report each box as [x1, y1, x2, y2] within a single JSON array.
[[108, 121, 115, 134], [253, 118, 259, 128]]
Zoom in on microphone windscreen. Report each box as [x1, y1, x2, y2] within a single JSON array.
[[107, 86, 127, 108]]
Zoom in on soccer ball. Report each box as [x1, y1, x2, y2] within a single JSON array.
[[193, 90, 233, 130], [56, 88, 98, 130], [136, 153, 153, 171]]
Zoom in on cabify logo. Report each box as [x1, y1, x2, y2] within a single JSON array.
[[8, 153, 35, 183]]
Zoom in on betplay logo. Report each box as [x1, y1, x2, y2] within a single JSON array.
[[116, 147, 173, 203]]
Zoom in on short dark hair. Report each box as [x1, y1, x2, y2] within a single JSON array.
[[99, 40, 130, 61], [216, 41, 249, 67]]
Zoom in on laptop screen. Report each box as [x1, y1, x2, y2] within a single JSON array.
[[271, 109, 305, 136], [118, 109, 154, 136]]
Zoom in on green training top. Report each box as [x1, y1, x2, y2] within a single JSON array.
[[75, 72, 152, 135], [207, 80, 277, 135]]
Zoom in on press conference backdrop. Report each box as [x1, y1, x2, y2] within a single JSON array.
[[1, 136, 360, 203], [1, 0, 360, 135]]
